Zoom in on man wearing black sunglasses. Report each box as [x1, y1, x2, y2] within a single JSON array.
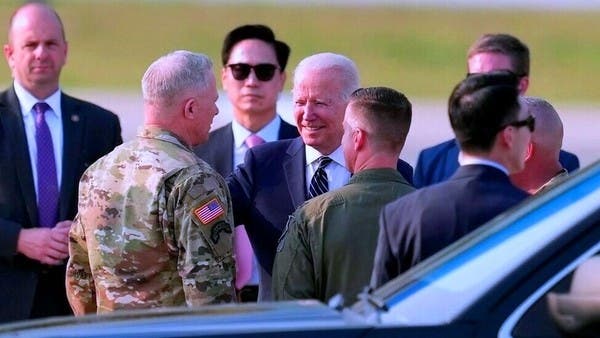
[[371, 71, 531, 288], [413, 33, 579, 189], [194, 25, 298, 302]]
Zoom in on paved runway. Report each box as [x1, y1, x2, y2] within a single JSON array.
[[72, 89, 600, 169]]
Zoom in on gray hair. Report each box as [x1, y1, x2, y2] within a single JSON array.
[[142, 50, 213, 106], [293, 52, 359, 100]]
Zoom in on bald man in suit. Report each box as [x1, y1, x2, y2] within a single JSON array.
[[0, 3, 121, 322], [510, 97, 569, 194]]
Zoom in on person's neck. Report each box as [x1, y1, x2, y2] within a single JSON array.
[[233, 110, 276, 133], [352, 153, 398, 173], [511, 160, 564, 193], [21, 83, 59, 101]]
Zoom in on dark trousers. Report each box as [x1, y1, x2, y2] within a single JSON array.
[[30, 265, 72, 319], [237, 285, 259, 302]]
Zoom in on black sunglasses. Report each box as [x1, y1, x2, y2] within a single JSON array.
[[226, 63, 279, 81], [504, 115, 536, 132]]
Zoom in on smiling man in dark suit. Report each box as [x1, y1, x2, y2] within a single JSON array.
[[0, 3, 121, 322], [371, 72, 531, 288], [194, 25, 297, 301], [227, 52, 359, 301], [413, 33, 579, 188], [228, 53, 415, 301]]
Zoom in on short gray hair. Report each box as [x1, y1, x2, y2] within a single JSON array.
[[293, 52, 359, 100], [142, 50, 213, 106]]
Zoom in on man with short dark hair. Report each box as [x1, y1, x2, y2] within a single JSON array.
[[272, 87, 414, 303], [414, 33, 579, 188], [194, 24, 298, 301], [371, 72, 531, 288]]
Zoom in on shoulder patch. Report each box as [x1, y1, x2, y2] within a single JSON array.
[[210, 221, 232, 244], [193, 198, 225, 225]]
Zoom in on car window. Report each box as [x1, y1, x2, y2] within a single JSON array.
[[504, 245, 600, 338], [381, 189, 600, 325], [366, 162, 600, 327]]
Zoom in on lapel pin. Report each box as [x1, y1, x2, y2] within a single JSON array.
[[71, 114, 80, 122]]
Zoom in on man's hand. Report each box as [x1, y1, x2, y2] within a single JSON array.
[[16, 220, 72, 265]]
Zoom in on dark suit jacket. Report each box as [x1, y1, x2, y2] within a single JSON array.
[[227, 137, 415, 297], [413, 138, 580, 188], [194, 119, 299, 177], [371, 165, 529, 288], [0, 87, 122, 322]]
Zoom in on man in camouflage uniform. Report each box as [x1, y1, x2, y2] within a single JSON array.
[[272, 87, 414, 303], [66, 50, 236, 314]]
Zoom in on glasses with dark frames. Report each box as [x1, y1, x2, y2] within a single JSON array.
[[226, 63, 279, 81]]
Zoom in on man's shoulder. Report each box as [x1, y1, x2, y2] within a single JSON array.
[[0, 87, 19, 110], [252, 137, 300, 155], [62, 93, 118, 118], [384, 179, 448, 214], [420, 139, 457, 157], [209, 123, 233, 137], [279, 119, 299, 139], [195, 124, 232, 153]]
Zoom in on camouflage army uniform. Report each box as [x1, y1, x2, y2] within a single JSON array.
[[66, 126, 236, 315]]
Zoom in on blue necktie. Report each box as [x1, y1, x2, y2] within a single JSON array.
[[34, 102, 59, 227], [308, 156, 332, 199]]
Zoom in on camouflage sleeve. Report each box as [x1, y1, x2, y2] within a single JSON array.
[[66, 213, 97, 315], [272, 210, 317, 300], [166, 167, 236, 306]]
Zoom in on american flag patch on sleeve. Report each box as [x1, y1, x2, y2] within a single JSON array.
[[194, 198, 225, 225]]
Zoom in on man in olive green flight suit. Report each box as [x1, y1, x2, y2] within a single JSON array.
[[272, 87, 414, 304]]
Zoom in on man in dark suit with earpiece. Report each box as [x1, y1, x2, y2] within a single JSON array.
[[194, 25, 298, 302]]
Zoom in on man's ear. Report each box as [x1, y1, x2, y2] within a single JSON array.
[[277, 70, 287, 92], [183, 98, 195, 119], [518, 76, 530, 94], [354, 128, 366, 151], [3, 44, 14, 69], [499, 126, 514, 149], [525, 141, 534, 161], [221, 67, 228, 91]]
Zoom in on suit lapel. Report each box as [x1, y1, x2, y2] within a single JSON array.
[[283, 137, 306, 209], [0, 88, 38, 226], [59, 94, 84, 220]]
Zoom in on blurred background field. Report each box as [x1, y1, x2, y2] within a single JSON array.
[[0, 1, 599, 103], [0, 1, 598, 165]]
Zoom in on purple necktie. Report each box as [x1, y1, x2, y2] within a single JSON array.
[[34, 102, 59, 228], [245, 134, 265, 148]]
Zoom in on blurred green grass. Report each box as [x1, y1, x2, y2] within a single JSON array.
[[0, 1, 599, 103]]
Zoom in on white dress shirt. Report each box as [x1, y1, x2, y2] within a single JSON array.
[[305, 145, 351, 193], [458, 151, 509, 175]]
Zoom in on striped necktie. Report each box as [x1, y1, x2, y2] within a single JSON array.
[[308, 156, 332, 199]]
